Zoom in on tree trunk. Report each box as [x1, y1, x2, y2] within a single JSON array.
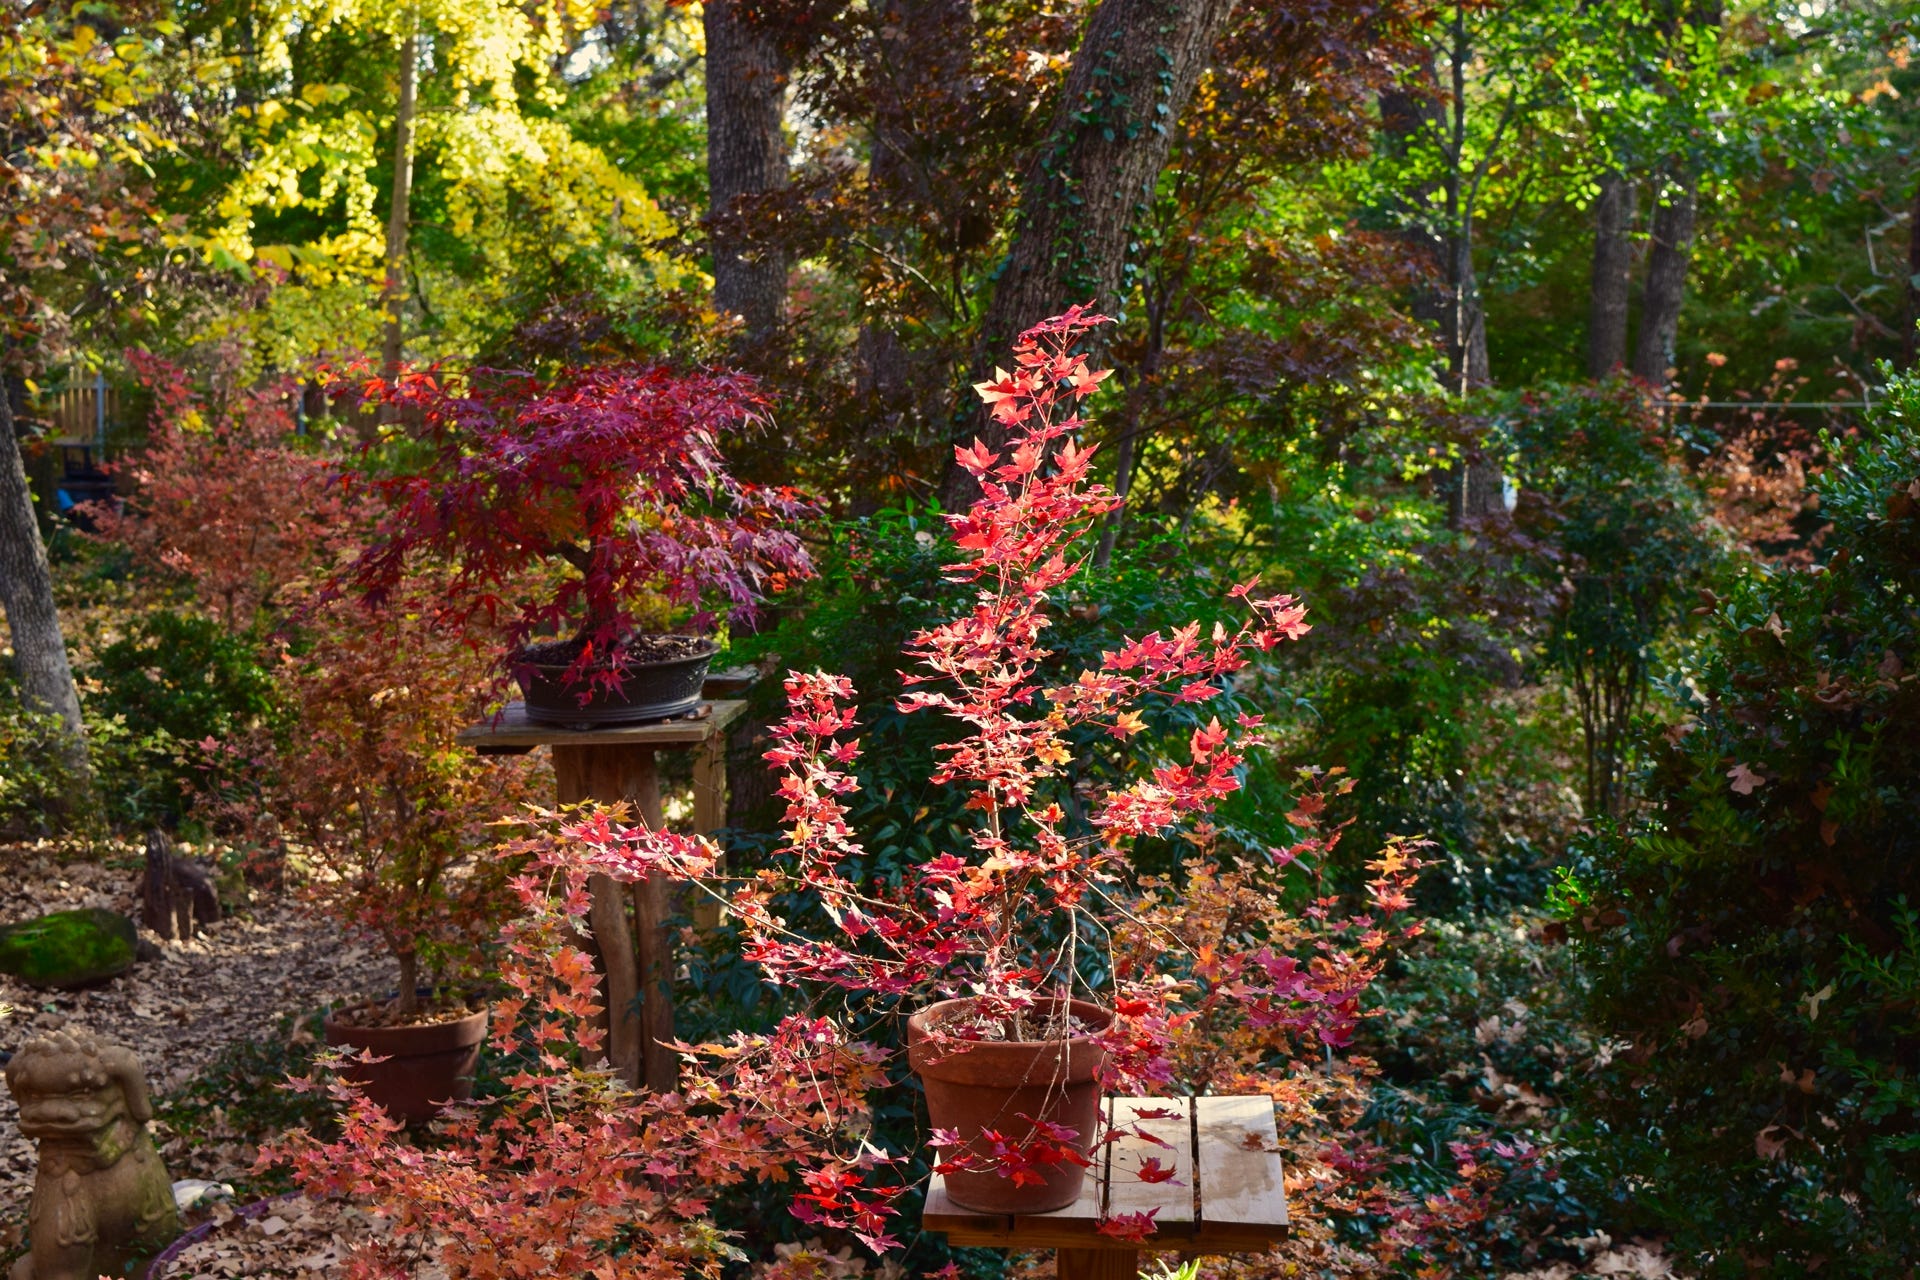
[[1093, 280, 1171, 569], [1439, 8, 1498, 525], [705, 0, 790, 341], [1905, 171, 1920, 368], [1633, 171, 1696, 388], [942, 0, 1241, 509], [1588, 170, 1637, 378], [0, 353, 89, 799], [396, 949, 420, 1017], [380, 24, 419, 383]]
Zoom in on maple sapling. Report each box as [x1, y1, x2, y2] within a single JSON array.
[[549, 306, 1427, 1236]]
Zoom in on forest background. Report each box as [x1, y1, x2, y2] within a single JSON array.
[[0, 0, 1917, 1277]]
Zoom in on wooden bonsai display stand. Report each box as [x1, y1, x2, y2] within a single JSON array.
[[924, 1096, 1289, 1280], [458, 698, 748, 1092]]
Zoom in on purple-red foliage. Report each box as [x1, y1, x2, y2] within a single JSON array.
[[341, 364, 816, 683]]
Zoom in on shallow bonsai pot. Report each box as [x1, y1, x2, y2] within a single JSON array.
[[908, 997, 1113, 1214], [322, 1000, 489, 1125], [515, 636, 718, 727]]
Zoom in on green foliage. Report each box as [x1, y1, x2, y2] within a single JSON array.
[[1510, 379, 1727, 814], [1240, 433, 1572, 913], [85, 608, 284, 825], [1357, 914, 1603, 1271], [1572, 368, 1920, 1275], [0, 692, 94, 838]]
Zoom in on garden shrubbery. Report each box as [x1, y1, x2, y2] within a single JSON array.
[[1569, 370, 1920, 1274]]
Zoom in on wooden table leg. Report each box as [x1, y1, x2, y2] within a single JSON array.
[[690, 730, 726, 932], [551, 744, 676, 1092], [1056, 1250, 1138, 1280], [623, 751, 677, 1094]]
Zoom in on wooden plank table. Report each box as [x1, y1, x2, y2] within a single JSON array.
[[924, 1095, 1288, 1280], [458, 698, 749, 1091]]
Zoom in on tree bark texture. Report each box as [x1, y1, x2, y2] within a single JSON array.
[[380, 25, 419, 382], [705, 0, 790, 341], [1587, 170, 1637, 378], [943, 0, 1240, 508], [1632, 172, 1696, 387], [1905, 171, 1920, 368], [0, 369, 86, 746]]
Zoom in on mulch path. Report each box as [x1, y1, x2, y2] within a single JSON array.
[[0, 841, 391, 1229]]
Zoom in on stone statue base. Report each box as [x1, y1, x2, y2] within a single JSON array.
[[5, 1029, 181, 1280]]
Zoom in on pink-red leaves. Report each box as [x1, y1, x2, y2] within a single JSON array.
[[342, 363, 816, 684]]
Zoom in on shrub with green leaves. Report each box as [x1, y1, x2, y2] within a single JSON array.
[[1568, 371, 1920, 1275], [1509, 379, 1727, 817], [87, 608, 283, 826]]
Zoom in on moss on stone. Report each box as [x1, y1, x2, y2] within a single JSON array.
[[0, 907, 138, 988]]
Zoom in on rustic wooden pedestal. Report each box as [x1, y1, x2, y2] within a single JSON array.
[[458, 699, 748, 1092], [924, 1096, 1289, 1280]]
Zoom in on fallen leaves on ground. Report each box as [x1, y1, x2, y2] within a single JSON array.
[[0, 842, 392, 1224]]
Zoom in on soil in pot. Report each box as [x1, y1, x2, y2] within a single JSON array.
[[514, 634, 717, 727], [322, 995, 488, 1125], [907, 997, 1113, 1215]]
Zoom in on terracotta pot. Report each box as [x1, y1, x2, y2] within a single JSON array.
[[516, 637, 718, 727], [322, 1003, 489, 1124], [907, 997, 1112, 1214]]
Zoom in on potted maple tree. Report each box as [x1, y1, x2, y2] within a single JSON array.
[[344, 364, 814, 725], [259, 585, 543, 1122], [561, 309, 1411, 1220]]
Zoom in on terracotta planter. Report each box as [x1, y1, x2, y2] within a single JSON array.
[[322, 1003, 489, 1124], [908, 997, 1112, 1214], [516, 637, 718, 727]]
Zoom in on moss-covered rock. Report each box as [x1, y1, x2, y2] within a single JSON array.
[[0, 907, 138, 987]]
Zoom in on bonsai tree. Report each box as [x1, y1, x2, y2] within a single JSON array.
[[343, 364, 815, 696]]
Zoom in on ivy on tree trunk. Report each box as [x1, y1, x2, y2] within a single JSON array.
[[944, 0, 1242, 509]]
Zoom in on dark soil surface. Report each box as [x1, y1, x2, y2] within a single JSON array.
[[517, 633, 713, 669], [327, 995, 483, 1031], [931, 1004, 1103, 1043]]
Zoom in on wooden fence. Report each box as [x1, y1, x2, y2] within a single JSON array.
[[41, 370, 122, 446]]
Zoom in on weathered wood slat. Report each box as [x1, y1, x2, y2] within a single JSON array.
[[457, 699, 748, 748], [923, 1095, 1288, 1252], [1106, 1096, 1194, 1227], [1195, 1094, 1289, 1247]]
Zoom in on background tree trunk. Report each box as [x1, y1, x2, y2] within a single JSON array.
[[1633, 171, 1696, 387], [943, 0, 1240, 508], [1588, 170, 1637, 378], [705, 0, 790, 341], [0, 359, 89, 796], [380, 23, 419, 383], [1905, 171, 1920, 368]]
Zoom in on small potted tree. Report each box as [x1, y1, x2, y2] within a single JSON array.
[[266, 586, 543, 1121], [344, 364, 815, 725], [557, 309, 1422, 1221]]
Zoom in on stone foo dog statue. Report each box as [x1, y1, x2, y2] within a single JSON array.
[[6, 1029, 180, 1280]]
